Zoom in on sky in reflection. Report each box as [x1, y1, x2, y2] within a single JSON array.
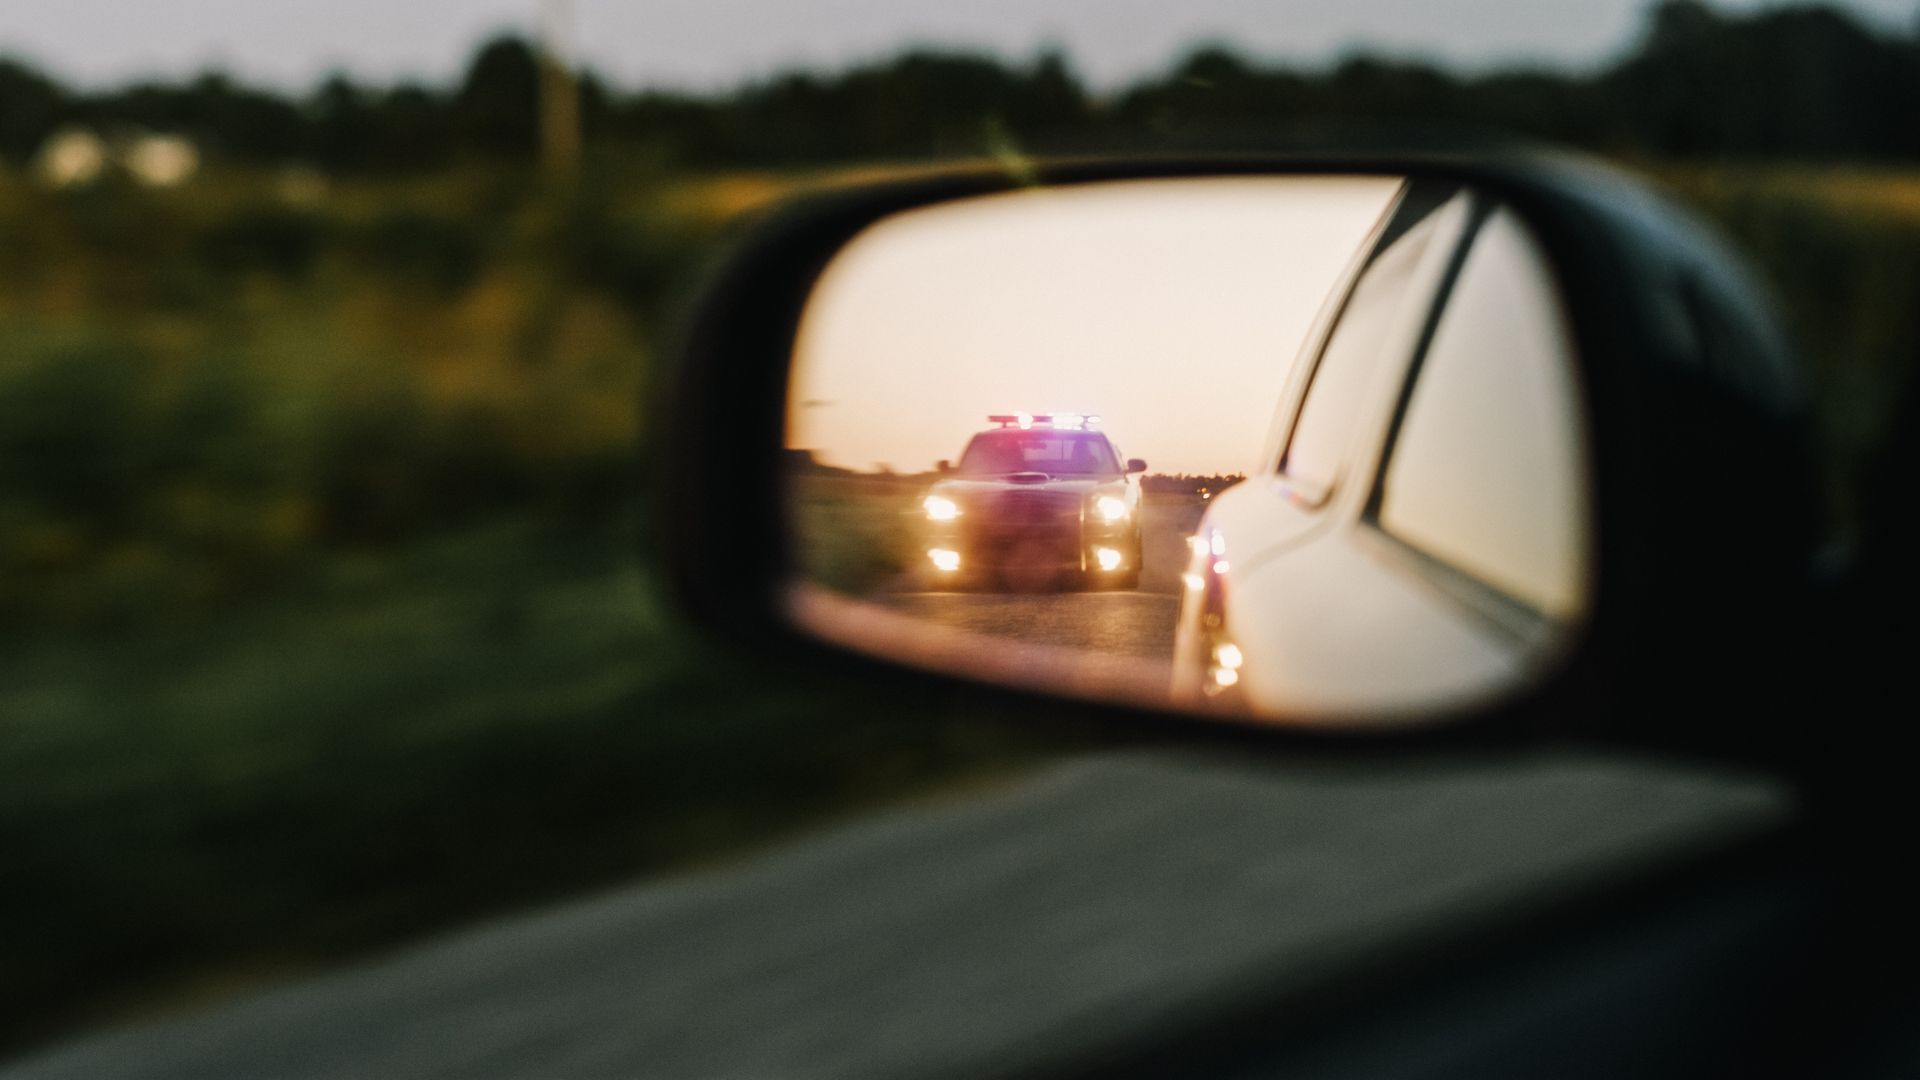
[[790, 176, 1400, 477]]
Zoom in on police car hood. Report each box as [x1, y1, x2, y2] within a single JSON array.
[[929, 473, 1123, 500]]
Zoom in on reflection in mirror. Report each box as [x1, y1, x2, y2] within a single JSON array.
[[785, 176, 1590, 727]]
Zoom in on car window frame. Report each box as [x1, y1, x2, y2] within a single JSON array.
[[1271, 180, 1474, 509]]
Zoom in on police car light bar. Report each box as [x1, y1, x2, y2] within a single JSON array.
[[987, 413, 1102, 430]]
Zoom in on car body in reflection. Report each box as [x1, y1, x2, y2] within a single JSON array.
[[1172, 181, 1593, 721], [921, 415, 1147, 591]]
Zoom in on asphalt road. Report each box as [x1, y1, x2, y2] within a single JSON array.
[[872, 496, 1207, 662], [1, 752, 1789, 1079]]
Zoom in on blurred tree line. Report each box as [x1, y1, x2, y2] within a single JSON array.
[[1141, 474, 1247, 496], [4, 0, 1920, 172]]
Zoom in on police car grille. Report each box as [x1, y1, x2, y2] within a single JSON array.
[[995, 491, 1078, 524]]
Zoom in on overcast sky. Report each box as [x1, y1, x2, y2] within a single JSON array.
[[2, 0, 1913, 93]]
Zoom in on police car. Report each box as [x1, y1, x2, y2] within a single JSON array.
[[920, 414, 1147, 590]]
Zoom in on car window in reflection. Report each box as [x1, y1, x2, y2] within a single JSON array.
[[1374, 206, 1590, 619]]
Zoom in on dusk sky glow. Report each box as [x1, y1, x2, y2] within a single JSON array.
[[789, 176, 1402, 477]]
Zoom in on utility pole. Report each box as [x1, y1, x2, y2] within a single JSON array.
[[538, 0, 581, 184]]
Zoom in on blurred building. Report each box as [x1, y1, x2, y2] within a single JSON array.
[[122, 134, 200, 187], [32, 127, 109, 187], [32, 127, 200, 189]]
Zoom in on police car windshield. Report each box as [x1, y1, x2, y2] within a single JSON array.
[[955, 430, 1121, 476]]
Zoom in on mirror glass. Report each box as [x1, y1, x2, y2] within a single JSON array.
[[784, 175, 1591, 727]]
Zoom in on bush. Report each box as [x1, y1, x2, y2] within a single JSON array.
[[194, 205, 329, 281], [352, 210, 483, 295]]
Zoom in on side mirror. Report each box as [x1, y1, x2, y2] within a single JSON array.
[[663, 156, 1817, 753]]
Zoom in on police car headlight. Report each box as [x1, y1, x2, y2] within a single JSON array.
[[923, 495, 960, 522], [1095, 495, 1129, 523]]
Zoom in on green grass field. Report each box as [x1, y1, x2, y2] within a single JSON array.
[[0, 510, 1076, 1052], [791, 470, 928, 595]]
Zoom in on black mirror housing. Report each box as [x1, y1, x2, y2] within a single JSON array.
[[660, 152, 1821, 764]]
